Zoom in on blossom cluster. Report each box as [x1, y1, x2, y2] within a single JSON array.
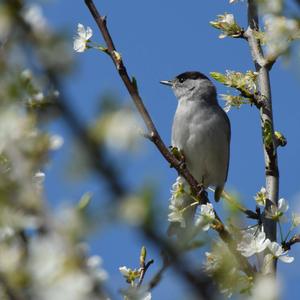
[[237, 227, 294, 263], [168, 176, 190, 228], [210, 70, 258, 112], [237, 190, 295, 266], [210, 13, 243, 39], [264, 15, 300, 58]]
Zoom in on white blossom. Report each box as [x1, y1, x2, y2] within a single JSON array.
[[119, 266, 141, 285], [168, 176, 189, 228], [22, 4, 48, 34], [104, 109, 141, 152], [119, 266, 131, 277], [87, 255, 108, 282], [248, 276, 279, 300], [119, 196, 147, 226], [121, 286, 151, 300], [28, 233, 103, 300], [0, 107, 28, 153], [49, 134, 64, 150], [254, 187, 267, 207], [237, 230, 270, 257], [258, 0, 283, 14], [265, 198, 288, 222], [264, 15, 300, 57], [0, 226, 15, 242], [53, 90, 60, 98], [73, 23, 93, 53], [268, 242, 294, 263], [278, 198, 289, 213], [34, 171, 45, 183], [292, 212, 300, 228], [204, 252, 220, 273], [21, 69, 32, 81], [218, 14, 235, 39], [200, 203, 215, 219], [32, 92, 44, 102], [210, 13, 242, 39], [195, 203, 215, 231], [224, 102, 231, 113], [0, 207, 40, 232], [223, 13, 235, 25]]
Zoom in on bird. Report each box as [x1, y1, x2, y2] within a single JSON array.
[[160, 71, 231, 234]]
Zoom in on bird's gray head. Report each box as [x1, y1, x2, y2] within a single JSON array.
[[160, 71, 217, 104]]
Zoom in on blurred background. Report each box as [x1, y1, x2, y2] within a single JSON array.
[[0, 0, 299, 299]]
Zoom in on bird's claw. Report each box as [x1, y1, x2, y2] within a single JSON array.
[[196, 184, 208, 202], [169, 146, 186, 169]]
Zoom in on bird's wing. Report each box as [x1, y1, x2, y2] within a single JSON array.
[[214, 107, 231, 202], [222, 107, 231, 181]]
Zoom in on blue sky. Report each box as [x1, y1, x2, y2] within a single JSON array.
[[41, 0, 300, 299]]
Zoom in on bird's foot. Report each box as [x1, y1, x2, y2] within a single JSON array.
[[169, 146, 186, 169], [196, 184, 208, 203]]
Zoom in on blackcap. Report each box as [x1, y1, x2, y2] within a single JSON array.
[[160, 71, 231, 201]]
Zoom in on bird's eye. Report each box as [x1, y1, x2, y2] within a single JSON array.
[[178, 77, 185, 83]]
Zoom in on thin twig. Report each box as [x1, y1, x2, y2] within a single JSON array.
[[147, 253, 170, 290], [137, 259, 154, 288], [220, 189, 259, 220], [282, 234, 300, 251]]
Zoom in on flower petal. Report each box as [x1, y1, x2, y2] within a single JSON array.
[[119, 266, 130, 276], [278, 198, 289, 213], [85, 26, 93, 40], [256, 231, 266, 245], [73, 38, 86, 52], [268, 241, 283, 257], [279, 255, 294, 263], [77, 23, 85, 37]]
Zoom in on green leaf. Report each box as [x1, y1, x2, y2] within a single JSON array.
[[275, 131, 287, 147], [263, 120, 273, 150], [77, 192, 92, 211], [140, 246, 147, 266], [210, 72, 227, 84]]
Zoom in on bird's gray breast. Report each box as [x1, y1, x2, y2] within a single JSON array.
[[171, 100, 229, 187]]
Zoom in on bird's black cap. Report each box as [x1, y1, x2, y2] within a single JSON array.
[[160, 71, 210, 86], [176, 71, 209, 82]]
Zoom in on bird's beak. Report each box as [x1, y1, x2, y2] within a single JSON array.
[[160, 80, 173, 86]]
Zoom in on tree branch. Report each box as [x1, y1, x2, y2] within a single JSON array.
[[147, 253, 170, 290], [282, 234, 300, 251], [246, 0, 279, 274], [137, 260, 154, 288]]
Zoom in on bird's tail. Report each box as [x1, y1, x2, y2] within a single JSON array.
[[214, 185, 224, 202]]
